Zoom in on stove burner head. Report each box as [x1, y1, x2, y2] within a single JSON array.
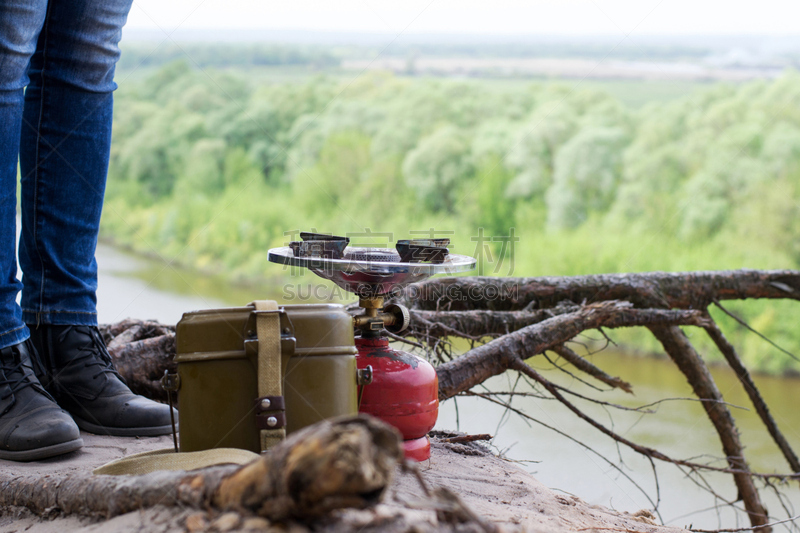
[[343, 248, 401, 263], [395, 239, 450, 263], [290, 239, 348, 259], [300, 232, 349, 242], [269, 232, 476, 298]]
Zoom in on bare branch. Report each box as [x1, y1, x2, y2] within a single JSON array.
[[713, 301, 800, 363], [703, 318, 800, 474], [509, 358, 795, 483], [551, 344, 633, 393], [436, 302, 711, 401], [649, 326, 770, 530], [464, 391, 661, 512]]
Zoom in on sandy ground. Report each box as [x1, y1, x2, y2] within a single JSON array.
[[386, 436, 685, 532], [0, 431, 176, 478], [0, 431, 687, 533]]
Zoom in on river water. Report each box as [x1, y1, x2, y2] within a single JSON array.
[[95, 243, 800, 529]]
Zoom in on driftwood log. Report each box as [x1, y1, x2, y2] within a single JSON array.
[[0, 416, 402, 521], [98, 269, 800, 532]]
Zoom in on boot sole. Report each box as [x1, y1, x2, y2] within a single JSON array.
[[73, 416, 177, 437], [0, 437, 84, 462]]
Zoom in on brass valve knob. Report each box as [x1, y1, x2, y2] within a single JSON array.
[[383, 303, 410, 333]]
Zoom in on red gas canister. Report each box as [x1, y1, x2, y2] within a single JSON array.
[[355, 337, 438, 461]]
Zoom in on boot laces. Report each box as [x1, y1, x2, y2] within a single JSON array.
[[57, 326, 123, 381], [0, 346, 40, 401]]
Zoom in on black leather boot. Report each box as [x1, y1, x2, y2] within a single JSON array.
[[28, 325, 176, 437], [0, 339, 83, 461]]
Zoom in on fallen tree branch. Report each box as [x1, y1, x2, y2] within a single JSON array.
[[407, 308, 573, 340], [395, 269, 800, 311], [505, 358, 795, 481], [649, 326, 770, 531], [0, 416, 402, 521], [550, 344, 633, 393], [100, 320, 174, 343], [439, 434, 493, 444], [436, 302, 711, 401], [110, 334, 176, 402], [424, 301, 780, 530], [99, 321, 176, 403], [703, 319, 800, 474]]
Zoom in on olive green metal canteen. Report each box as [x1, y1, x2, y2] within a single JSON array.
[[172, 302, 358, 454]]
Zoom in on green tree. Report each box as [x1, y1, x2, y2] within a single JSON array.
[[546, 127, 629, 229], [505, 101, 578, 199], [471, 156, 516, 238], [294, 131, 372, 214], [176, 138, 228, 196], [402, 125, 473, 213]]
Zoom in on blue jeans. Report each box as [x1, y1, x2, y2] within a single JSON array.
[[0, 0, 132, 349]]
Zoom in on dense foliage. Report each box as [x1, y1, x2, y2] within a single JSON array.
[[102, 63, 800, 374]]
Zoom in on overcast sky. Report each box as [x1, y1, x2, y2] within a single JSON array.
[[126, 0, 799, 36]]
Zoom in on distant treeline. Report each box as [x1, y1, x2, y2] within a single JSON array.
[[102, 62, 800, 374], [118, 43, 340, 70], [117, 40, 713, 73], [356, 42, 711, 61]]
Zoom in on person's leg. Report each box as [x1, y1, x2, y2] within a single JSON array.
[[20, 0, 175, 436], [18, 0, 129, 323], [0, 0, 45, 349], [0, 0, 83, 461]]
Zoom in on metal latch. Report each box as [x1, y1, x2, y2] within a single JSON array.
[[161, 371, 181, 391], [357, 365, 373, 386], [356, 364, 373, 410]]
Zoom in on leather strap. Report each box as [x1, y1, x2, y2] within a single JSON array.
[[251, 300, 284, 452]]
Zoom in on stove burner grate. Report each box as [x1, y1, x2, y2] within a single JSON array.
[[343, 248, 401, 263]]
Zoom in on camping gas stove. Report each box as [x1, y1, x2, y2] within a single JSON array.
[[268, 233, 476, 460]]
